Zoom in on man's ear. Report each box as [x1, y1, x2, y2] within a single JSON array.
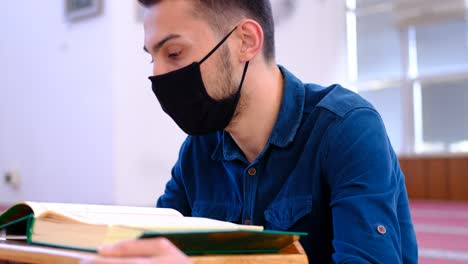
[[235, 19, 264, 62]]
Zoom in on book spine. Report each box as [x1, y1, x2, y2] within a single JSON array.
[[26, 215, 35, 244]]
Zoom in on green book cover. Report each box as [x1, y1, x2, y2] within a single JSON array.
[[0, 203, 33, 238], [140, 230, 307, 255]]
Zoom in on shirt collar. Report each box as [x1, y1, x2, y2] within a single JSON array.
[[211, 65, 305, 162]]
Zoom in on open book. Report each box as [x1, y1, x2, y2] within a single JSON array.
[[0, 202, 305, 254]]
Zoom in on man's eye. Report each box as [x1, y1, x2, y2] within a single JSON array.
[[168, 51, 182, 58]]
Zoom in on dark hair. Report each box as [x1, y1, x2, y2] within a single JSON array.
[[138, 0, 275, 61]]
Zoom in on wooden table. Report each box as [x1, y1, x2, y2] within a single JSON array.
[[0, 240, 308, 264]]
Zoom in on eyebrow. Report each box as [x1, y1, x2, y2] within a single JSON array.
[[143, 34, 181, 54]]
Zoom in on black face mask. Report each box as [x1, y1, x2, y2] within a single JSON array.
[[149, 26, 249, 136]]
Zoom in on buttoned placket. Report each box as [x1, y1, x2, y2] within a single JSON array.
[[242, 161, 260, 225]]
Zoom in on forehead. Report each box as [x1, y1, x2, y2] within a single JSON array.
[[143, 0, 213, 47]]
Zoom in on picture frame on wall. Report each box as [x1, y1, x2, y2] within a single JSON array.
[[65, 0, 102, 22]]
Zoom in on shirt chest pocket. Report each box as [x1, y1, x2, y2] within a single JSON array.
[[192, 201, 242, 223], [264, 196, 313, 231]]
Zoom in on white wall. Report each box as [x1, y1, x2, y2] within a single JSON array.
[[0, 0, 114, 204], [275, 0, 348, 85], [0, 0, 347, 206]]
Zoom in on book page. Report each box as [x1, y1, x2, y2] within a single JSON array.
[[117, 216, 264, 231], [15, 202, 262, 233], [23, 202, 183, 226]]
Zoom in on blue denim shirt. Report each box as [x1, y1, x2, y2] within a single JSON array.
[[157, 66, 418, 263]]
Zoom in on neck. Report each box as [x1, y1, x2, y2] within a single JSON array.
[[226, 62, 284, 163]]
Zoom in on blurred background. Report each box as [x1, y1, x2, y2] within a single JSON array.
[[0, 0, 467, 262]]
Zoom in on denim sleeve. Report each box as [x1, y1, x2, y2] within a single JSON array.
[[156, 142, 191, 216], [324, 108, 404, 264]]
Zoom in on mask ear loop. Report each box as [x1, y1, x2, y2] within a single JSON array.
[[237, 61, 250, 93], [200, 26, 238, 64]]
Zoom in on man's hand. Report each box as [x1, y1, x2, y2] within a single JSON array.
[[81, 238, 192, 264]]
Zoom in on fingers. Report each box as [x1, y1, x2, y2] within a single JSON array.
[[80, 238, 192, 264], [80, 257, 150, 264], [98, 238, 178, 258], [81, 256, 191, 264]]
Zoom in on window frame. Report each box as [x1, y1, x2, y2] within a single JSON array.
[[346, 0, 468, 154]]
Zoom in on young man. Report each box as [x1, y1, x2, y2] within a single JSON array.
[[85, 0, 418, 263]]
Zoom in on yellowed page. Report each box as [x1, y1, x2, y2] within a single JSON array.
[[22, 202, 182, 225], [112, 216, 264, 231], [20, 202, 263, 233]]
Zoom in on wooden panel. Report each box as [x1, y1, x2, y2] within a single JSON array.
[[0, 240, 95, 264], [426, 158, 449, 200], [191, 242, 308, 264], [401, 158, 427, 199], [399, 159, 412, 195], [399, 156, 468, 201], [448, 158, 468, 201]]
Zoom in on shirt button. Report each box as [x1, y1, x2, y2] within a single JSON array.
[[244, 219, 252, 225], [377, 225, 387, 235], [247, 167, 257, 176]]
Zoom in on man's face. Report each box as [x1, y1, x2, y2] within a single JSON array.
[[143, 0, 239, 100]]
